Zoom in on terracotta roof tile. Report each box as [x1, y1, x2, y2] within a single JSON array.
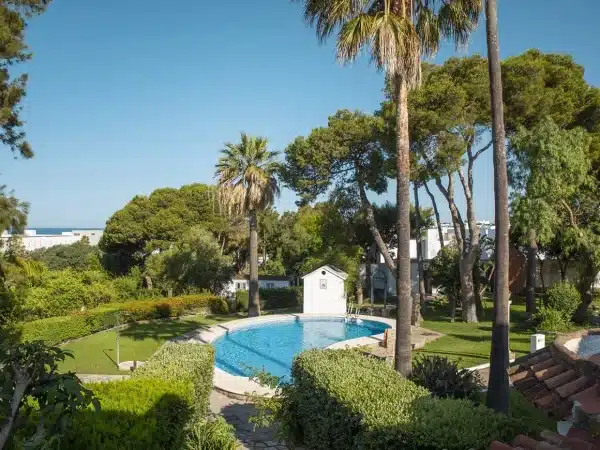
[[531, 358, 559, 373], [545, 369, 579, 390], [556, 377, 594, 399], [534, 392, 562, 409], [535, 364, 567, 381]]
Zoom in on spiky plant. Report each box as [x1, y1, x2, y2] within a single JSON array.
[[295, 0, 482, 375], [215, 133, 280, 316]]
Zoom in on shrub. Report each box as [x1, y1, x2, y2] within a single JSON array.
[[184, 416, 237, 450], [133, 342, 214, 415], [15, 294, 228, 346], [235, 287, 301, 312], [59, 378, 194, 450], [535, 307, 572, 332], [410, 355, 483, 400], [545, 281, 581, 319], [286, 349, 533, 450]]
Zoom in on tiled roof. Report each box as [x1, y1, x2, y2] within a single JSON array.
[[491, 429, 600, 449], [508, 347, 599, 420]]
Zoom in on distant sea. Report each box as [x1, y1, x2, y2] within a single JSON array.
[[24, 227, 104, 235]]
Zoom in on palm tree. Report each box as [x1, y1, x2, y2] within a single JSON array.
[[215, 133, 280, 317], [484, 0, 510, 414], [297, 0, 481, 375]]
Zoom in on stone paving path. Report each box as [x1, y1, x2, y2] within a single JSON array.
[[210, 390, 303, 450]]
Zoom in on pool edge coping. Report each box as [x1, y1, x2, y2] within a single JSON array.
[[181, 313, 396, 398]]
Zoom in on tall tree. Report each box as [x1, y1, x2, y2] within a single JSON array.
[[485, 0, 510, 415], [297, 0, 482, 375], [215, 133, 280, 317]]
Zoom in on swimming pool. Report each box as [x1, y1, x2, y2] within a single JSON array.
[[213, 317, 390, 381]]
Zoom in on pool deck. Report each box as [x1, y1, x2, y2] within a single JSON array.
[[176, 313, 437, 398]]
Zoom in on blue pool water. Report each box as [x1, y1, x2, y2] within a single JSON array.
[[213, 317, 390, 382]]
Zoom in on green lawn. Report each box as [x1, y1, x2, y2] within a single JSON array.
[[417, 298, 537, 368], [59, 314, 235, 375]]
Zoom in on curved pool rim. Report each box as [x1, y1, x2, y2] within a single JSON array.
[[554, 328, 600, 366], [195, 313, 396, 398]]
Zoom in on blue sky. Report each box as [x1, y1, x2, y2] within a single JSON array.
[[1, 1, 598, 228]]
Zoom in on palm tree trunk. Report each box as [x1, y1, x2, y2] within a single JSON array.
[[248, 209, 260, 317], [355, 263, 364, 306], [525, 229, 538, 316], [485, 0, 511, 415], [413, 183, 426, 311], [394, 74, 412, 376], [424, 181, 444, 249]]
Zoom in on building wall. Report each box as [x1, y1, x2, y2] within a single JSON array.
[[303, 268, 346, 314], [224, 278, 290, 296], [0, 229, 104, 252]]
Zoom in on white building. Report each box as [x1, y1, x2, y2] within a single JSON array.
[[0, 229, 104, 252], [302, 265, 348, 314], [224, 274, 291, 296]]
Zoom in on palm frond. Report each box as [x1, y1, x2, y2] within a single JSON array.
[[438, 0, 482, 50]]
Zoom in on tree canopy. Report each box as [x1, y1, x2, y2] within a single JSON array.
[[100, 183, 220, 274]]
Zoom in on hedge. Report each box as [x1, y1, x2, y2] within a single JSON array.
[[13, 294, 228, 346], [235, 286, 302, 312], [287, 349, 534, 450], [133, 341, 214, 415], [9, 378, 194, 450]]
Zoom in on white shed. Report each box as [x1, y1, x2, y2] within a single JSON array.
[[302, 265, 348, 314]]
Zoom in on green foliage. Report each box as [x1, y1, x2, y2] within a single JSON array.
[[286, 349, 536, 450], [183, 416, 237, 450], [1, 341, 98, 449], [100, 183, 221, 275], [259, 257, 286, 276], [57, 378, 193, 450], [133, 342, 215, 416], [235, 287, 302, 312], [29, 239, 101, 271], [147, 226, 234, 295], [430, 244, 461, 303], [15, 294, 227, 346], [410, 355, 483, 400], [22, 268, 119, 320], [535, 281, 581, 331]]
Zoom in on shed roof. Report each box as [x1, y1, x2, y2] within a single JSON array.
[[301, 265, 348, 281]]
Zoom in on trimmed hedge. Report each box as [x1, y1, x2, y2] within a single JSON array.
[[133, 342, 214, 415], [287, 349, 534, 450], [14, 294, 228, 346], [61, 378, 193, 450], [235, 286, 302, 312]]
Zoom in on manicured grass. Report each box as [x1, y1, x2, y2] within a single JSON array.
[[418, 298, 536, 368], [59, 314, 234, 374]]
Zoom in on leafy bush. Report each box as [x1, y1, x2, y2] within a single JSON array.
[[15, 294, 227, 346], [184, 416, 237, 450], [58, 378, 194, 450], [1, 341, 98, 449], [430, 245, 461, 306], [535, 307, 572, 332], [286, 349, 533, 450], [133, 342, 215, 415], [535, 281, 581, 331], [545, 281, 581, 318], [410, 355, 483, 400], [235, 287, 301, 312]]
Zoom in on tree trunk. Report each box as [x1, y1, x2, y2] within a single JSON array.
[[449, 294, 457, 322], [355, 263, 364, 306], [394, 74, 412, 376], [414, 183, 427, 311], [473, 258, 484, 318], [248, 210, 260, 317], [424, 181, 444, 249], [575, 258, 596, 323], [537, 256, 546, 291], [525, 229, 538, 316], [559, 259, 569, 282], [357, 178, 396, 274], [485, 0, 511, 415], [0, 374, 30, 450], [459, 257, 478, 322], [365, 248, 373, 304]]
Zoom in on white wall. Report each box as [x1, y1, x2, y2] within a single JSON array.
[[303, 269, 346, 314], [223, 278, 290, 296], [0, 229, 104, 252]]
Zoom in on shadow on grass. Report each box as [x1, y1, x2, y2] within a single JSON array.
[[119, 315, 228, 341]]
